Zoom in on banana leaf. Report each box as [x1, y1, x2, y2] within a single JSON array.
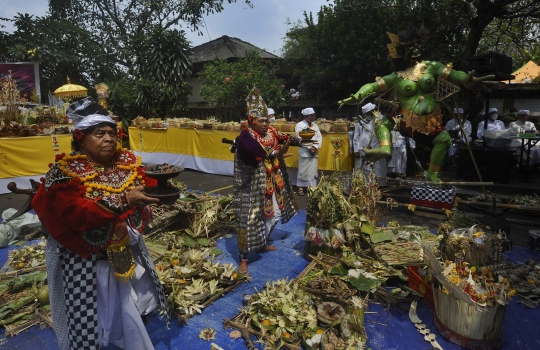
[[0, 283, 10, 298], [9, 271, 47, 292], [0, 294, 35, 320], [370, 230, 394, 244], [347, 275, 386, 292], [0, 311, 33, 326]]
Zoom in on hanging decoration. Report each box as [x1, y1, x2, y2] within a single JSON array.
[[330, 137, 344, 171]]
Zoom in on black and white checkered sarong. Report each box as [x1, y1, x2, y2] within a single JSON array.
[[138, 238, 170, 328], [58, 247, 99, 349]]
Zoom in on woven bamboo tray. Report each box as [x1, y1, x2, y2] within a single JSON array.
[[3, 308, 53, 337], [171, 277, 248, 325]]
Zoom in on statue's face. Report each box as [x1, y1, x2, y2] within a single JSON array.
[[401, 40, 422, 63]]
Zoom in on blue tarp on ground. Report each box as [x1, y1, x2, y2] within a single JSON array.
[[1, 210, 539, 350]]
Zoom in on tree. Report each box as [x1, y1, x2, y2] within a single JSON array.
[[47, 0, 252, 76], [458, 0, 540, 69], [281, 0, 470, 102], [2, 13, 106, 103], [282, 0, 540, 103], [199, 51, 288, 122], [1, 1, 251, 119]]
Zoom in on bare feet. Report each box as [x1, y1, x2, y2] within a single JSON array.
[[264, 245, 278, 251], [239, 260, 248, 274]]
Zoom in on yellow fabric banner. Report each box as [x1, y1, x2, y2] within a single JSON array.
[[129, 127, 352, 171], [0, 134, 72, 178]]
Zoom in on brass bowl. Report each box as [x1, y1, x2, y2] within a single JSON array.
[[299, 131, 316, 140]]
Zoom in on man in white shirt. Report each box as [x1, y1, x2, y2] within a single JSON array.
[[510, 110, 540, 167], [353, 103, 387, 185], [445, 107, 472, 167], [295, 107, 323, 195], [509, 109, 536, 132], [387, 130, 415, 175], [477, 107, 505, 138]]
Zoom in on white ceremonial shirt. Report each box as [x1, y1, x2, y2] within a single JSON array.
[[477, 119, 505, 138], [352, 116, 387, 185], [509, 120, 537, 132], [295, 120, 323, 158], [445, 118, 472, 157]]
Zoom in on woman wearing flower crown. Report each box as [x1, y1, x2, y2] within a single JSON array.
[[31, 97, 168, 350], [232, 88, 306, 273]]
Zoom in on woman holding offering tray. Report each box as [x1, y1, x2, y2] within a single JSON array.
[[32, 97, 168, 350]]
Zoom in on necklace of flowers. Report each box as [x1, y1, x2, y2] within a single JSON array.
[[56, 150, 143, 197]]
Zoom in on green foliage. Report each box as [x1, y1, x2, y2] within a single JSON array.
[[199, 51, 288, 122], [281, 0, 469, 102], [134, 27, 192, 118], [1, 0, 250, 119], [1, 13, 105, 103]]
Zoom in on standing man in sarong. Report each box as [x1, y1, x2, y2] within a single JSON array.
[[353, 103, 388, 186], [233, 88, 302, 273], [295, 107, 323, 195], [445, 107, 471, 167]]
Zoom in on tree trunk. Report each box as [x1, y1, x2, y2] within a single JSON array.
[[456, 0, 498, 70]]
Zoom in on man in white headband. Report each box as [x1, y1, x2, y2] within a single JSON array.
[[444, 107, 471, 167], [353, 102, 387, 185], [295, 107, 322, 195], [477, 107, 505, 138]]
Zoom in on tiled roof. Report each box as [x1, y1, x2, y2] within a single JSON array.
[[191, 35, 279, 63]]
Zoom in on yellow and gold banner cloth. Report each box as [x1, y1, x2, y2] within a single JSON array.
[[0, 134, 72, 178], [128, 127, 352, 171]]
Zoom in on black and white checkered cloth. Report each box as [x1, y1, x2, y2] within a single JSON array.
[[411, 186, 456, 204], [59, 247, 99, 350], [138, 238, 170, 328]]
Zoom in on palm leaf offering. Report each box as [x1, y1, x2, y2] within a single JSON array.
[[154, 247, 247, 322], [438, 212, 507, 266], [0, 270, 51, 333], [369, 225, 439, 266]]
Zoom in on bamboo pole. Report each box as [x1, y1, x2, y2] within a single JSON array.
[[378, 177, 493, 186], [382, 193, 540, 212]]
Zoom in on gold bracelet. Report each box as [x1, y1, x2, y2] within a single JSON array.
[[440, 63, 453, 80], [376, 77, 388, 92], [379, 140, 391, 146], [428, 164, 442, 172]]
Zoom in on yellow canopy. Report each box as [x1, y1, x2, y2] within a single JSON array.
[[53, 77, 88, 99], [510, 61, 540, 83]]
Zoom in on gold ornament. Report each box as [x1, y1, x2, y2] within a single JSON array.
[[440, 62, 453, 80], [397, 61, 427, 82], [245, 86, 268, 118], [386, 31, 401, 59]]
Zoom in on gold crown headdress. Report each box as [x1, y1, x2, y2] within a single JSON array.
[[386, 31, 401, 59], [246, 86, 268, 122]]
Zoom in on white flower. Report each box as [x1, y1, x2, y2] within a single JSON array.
[[311, 334, 322, 344], [348, 269, 361, 279]]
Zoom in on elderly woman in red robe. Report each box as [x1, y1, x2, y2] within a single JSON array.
[[31, 97, 168, 350], [233, 95, 304, 273]]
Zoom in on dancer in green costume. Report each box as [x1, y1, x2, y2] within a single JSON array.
[[339, 26, 493, 182]]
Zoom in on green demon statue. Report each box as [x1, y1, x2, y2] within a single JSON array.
[[339, 26, 493, 182]]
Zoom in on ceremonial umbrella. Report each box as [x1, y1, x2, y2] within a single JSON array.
[[53, 77, 88, 99]]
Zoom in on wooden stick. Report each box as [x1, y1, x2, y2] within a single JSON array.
[[378, 176, 493, 186]]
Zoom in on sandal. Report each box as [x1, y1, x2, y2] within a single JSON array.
[[298, 188, 305, 196]]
